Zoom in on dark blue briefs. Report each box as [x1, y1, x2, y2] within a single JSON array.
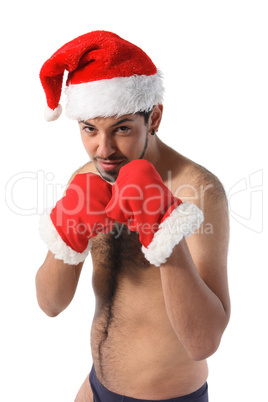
[[89, 366, 208, 402]]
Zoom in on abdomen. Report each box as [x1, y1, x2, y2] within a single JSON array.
[[90, 229, 208, 399]]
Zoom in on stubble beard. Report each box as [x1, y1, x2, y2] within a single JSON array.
[[95, 132, 149, 183]]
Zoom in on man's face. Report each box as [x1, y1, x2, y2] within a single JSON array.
[[79, 113, 149, 182]]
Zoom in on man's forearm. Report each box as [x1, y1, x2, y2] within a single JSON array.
[[160, 238, 230, 361], [35, 251, 83, 317]]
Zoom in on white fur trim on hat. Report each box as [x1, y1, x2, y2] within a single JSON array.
[[44, 104, 63, 122], [39, 208, 91, 265], [142, 202, 204, 267], [65, 70, 164, 120]]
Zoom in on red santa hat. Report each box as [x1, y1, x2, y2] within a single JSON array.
[[40, 30, 164, 122]]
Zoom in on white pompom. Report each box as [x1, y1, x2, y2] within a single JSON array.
[[44, 104, 63, 122]]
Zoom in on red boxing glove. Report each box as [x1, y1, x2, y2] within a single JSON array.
[[40, 173, 115, 265], [106, 160, 204, 266]]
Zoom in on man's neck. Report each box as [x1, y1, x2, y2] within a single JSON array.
[[144, 135, 165, 167]]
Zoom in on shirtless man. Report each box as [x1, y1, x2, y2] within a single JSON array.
[[36, 31, 230, 402]]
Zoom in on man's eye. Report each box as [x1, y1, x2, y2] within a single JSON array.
[[117, 126, 130, 133], [83, 126, 96, 134]]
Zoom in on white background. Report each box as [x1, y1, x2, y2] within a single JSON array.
[[1, 1, 267, 401]]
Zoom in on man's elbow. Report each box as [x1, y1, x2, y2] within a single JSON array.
[[36, 282, 64, 317], [36, 297, 62, 317], [35, 270, 67, 317], [190, 310, 231, 361], [188, 336, 221, 361], [188, 318, 231, 361]]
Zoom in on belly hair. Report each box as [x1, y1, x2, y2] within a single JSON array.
[[91, 223, 150, 377]]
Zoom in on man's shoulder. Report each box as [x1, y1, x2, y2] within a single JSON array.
[[185, 161, 226, 198], [74, 161, 95, 175], [69, 161, 95, 179], [65, 161, 95, 190], [167, 154, 227, 207]]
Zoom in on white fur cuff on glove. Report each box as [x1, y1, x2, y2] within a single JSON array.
[[39, 208, 91, 265], [141, 202, 204, 267]]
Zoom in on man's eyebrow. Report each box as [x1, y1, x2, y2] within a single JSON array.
[[110, 118, 134, 127], [79, 120, 95, 127], [79, 118, 134, 128]]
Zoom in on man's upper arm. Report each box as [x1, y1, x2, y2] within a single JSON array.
[[182, 171, 231, 316]]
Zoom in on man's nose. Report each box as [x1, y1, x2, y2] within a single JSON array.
[[97, 134, 116, 159]]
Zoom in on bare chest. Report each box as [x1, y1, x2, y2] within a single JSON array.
[[90, 224, 150, 302], [89, 224, 164, 379]]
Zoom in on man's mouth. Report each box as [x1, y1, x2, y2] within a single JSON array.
[[97, 159, 125, 171]]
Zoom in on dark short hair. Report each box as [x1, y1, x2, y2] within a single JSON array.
[[137, 108, 153, 124]]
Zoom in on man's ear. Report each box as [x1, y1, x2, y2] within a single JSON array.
[[148, 104, 163, 132]]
